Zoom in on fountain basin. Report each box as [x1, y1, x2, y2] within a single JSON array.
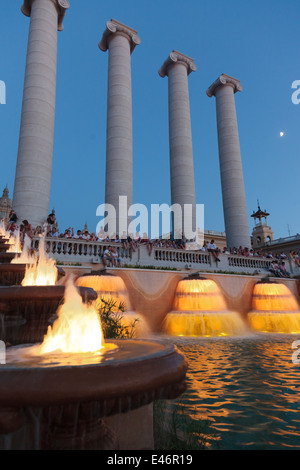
[[0, 264, 26, 286], [0, 285, 97, 344], [2, 339, 187, 407], [0, 252, 16, 264], [0, 243, 10, 253], [0, 339, 187, 449]]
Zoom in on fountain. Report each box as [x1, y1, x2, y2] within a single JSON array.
[[164, 274, 248, 337], [0, 278, 187, 450], [76, 272, 151, 337], [0, 236, 92, 345], [0, 225, 23, 265], [0, 235, 58, 287], [248, 277, 300, 334], [0, 236, 12, 264]]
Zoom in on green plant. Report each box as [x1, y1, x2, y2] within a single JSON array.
[[55, 261, 82, 266], [212, 269, 257, 276], [98, 297, 139, 339]]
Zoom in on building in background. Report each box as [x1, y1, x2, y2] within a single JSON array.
[[0, 186, 12, 223], [251, 204, 274, 249]]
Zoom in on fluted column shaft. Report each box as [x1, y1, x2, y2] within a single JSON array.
[[159, 51, 197, 236], [13, 0, 68, 227], [207, 74, 251, 249], [99, 20, 140, 236]]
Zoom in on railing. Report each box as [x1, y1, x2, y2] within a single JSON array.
[[32, 237, 133, 263], [31, 236, 300, 276], [227, 256, 272, 270], [154, 248, 211, 266]]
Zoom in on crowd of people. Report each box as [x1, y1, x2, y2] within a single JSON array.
[[4, 210, 300, 269], [6, 210, 34, 242]]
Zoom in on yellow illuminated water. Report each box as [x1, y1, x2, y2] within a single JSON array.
[[164, 278, 248, 337], [248, 282, 300, 334], [76, 275, 130, 311]]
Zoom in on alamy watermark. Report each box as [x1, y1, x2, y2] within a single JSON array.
[[292, 340, 300, 364], [291, 80, 300, 105], [96, 196, 204, 249], [0, 340, 6, 364], [0, 80, 6, 105]]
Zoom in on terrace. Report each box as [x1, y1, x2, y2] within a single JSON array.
[[34, 236, 300, 276]]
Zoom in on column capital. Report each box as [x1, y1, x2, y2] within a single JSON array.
[[99, 19, 141, 54], [158, 50, 197, 78], [206, 73, 242, 97], [21, 0, 69, 31]]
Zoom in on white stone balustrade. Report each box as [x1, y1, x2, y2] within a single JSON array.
[[30, 237, 300, 276]]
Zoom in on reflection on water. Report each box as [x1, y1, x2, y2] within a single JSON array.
[[5, 342, 118, 367], [164, 333, 300, 449]]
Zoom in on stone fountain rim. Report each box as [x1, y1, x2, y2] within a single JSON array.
[[0, 285, 96, 301], [0, 263, 27, 271], [0, 338, 187, 408]]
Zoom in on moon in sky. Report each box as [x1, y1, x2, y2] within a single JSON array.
[[280, 131, 284, 137]]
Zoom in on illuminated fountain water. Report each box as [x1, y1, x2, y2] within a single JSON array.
[[164, 274, 248, 337], [11, 234, 35, 265], [0, 220, 11, 241], [248, 278, 300, 334], [6, 228, 22, 254], [0, 236, 92, 345], [20, 234, 57, 287], [0, 276, 187, 450], [0, 224, 23, 264], [0, 235, 37, 286], [76, 272, 151, 337]]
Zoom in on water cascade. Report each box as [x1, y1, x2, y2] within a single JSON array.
[[248, 278, 300, 334], [164, 274, 248, 337]]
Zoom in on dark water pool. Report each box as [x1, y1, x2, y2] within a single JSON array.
[[164, 333, 300, 449]]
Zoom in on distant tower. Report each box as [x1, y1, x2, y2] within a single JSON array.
[[0, 186, 12, 223], [251, 203, 274, 249]]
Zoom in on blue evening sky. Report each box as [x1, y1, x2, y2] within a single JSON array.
[[0, 0, 299, 239]]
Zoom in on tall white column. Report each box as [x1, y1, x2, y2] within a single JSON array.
[[207, 73, 251, 249], [12, 0, 69, 228], [99, 19, 140, 237], [159, 51, 197, 237]]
